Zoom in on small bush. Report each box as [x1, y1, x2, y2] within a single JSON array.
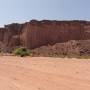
[[13, 47, 30, 57]]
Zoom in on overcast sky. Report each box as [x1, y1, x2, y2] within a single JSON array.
[[0, 0, 90, 26]]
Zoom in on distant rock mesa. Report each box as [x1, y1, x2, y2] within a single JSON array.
[[0, 20, 90, 54]]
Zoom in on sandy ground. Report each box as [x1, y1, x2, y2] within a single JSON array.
[[0, 56, 90, 90]]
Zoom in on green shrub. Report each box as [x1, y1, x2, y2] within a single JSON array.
[[13, 47, 30, 57]]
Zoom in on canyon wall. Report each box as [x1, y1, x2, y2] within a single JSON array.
[[0, 20, 90, 51]]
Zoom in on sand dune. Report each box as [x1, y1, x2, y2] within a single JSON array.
[[0, 56, 90, 90]]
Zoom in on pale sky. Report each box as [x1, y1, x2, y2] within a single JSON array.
[[0, 0, 90, 26]]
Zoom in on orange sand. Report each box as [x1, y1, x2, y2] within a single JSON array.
[[0, 56, 90, 90]]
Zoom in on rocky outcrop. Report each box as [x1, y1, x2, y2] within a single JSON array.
[[0, 20, 90, 53], [31, 40, 90, 57], [20, 20, 90, 49]]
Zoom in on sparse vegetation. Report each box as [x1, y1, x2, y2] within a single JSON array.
[[13, 47, 30, 57]]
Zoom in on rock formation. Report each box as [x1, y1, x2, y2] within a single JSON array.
[[0, 20, 90, 55]]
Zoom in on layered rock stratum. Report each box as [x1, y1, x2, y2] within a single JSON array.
[[0, 20, 90, 56]]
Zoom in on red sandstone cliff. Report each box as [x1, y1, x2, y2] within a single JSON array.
[[20, 20, 90, 49], [0, 20, 90, 53]]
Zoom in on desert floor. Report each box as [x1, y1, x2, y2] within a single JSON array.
[[0, 56, 90, 90]]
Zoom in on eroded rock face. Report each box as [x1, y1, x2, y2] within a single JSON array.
[[31, 40, 90, 57], [0, 20, 90, 51], [21, 20, 90, 49], [0, 23, 23, 53]]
